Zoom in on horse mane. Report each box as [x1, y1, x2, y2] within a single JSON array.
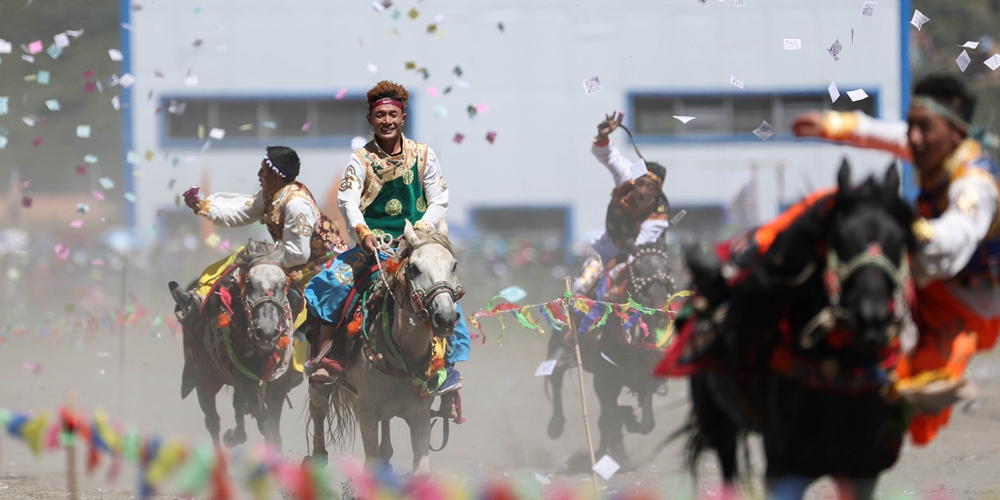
[[412, 226, 454, 254], [235, 240, 284, 270]]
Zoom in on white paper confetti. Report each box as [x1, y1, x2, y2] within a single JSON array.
[[862, 2, 876, 16], [184, 75, 198, 86], [54, 33, 70, 48], [828, 39, 843, 61], [730, 75, 744, 89], [118, 73, 135, 88], [670, 209, 687, 226], [959, 41, 980, 49], [0, 97, 7, 116], [593, 455, 621, 480], [828, 82, 841, 103], [76, 125, 91, 138], [367, 63, 378, 74], [734, 0, 745, 6], [76, 203, 89, 214], [22, 116, 37, 127], [911, 10, 930, 30], [535, 359, 557, 377], [583, 76, 603, 95], [22, 55, 34, 63], [783, 39, 801, 50], [0, 40, 10, 53], [66, 29, 83, 37], [847, 89, 869, 101], [99, 177, 115, 189], [112, 95, 120, 111], [753, 120, 776, 140], [108, 49, 123, 61], [126, 151, 139, 164], [209, 128, 225, 140], [45, 99, 60, 111], [985, 54, 1000, 71], [84, 154, 98, 164], [534, 474, 551, 485], [956, 50, 972, 72], [673, 115, 696, 124]]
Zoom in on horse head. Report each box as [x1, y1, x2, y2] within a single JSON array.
[[823, 160, 915, 355], [400, 218, 464, 337], [236, 240, 293, 351], [628, 234, 675, 335]]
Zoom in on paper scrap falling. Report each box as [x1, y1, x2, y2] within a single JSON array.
[[783, 39, 801, 50], [47, 44, 62, 59], [205, 233, 222, 248], [99, 177, 115, 189], [301, 121, 310, 132], [911, 10, 930, 30], [673, 116, 696, 124], [38, 71, 50, 85], [828, 82, 840, 103], [54, 244, 70, 259], [534, 474, 551, 485], [847, 89, 869, 101], [497, 22, 505, 32], [486, 131, 497, 144], [593, 455, 621, 480], [535, 359, 557, 376], [0, 40, 11, 53], [583, 76, 603, 95], [77, 125, 91, 138], [670, 209, 687, 226], [75, 166, 86, 175], [432, 105, 448, 117], [408, 7, 418, 19], [45, 99, 60, 111], [828, 39, 843, 61], [753, 120, 776, 140], [69, 220, 84, 229], [367, 63, 378, 74], [92, 190, 105, 201], [734, 0, 745, 6], [453, 132, 464, 144], [112, 96, 120, 110], [0, 97, 7, 116], [76, 203, 89, 214], [466, 105, 477, 118], [959, 41, 980, 49], [499, 285, 527, 303], [371, 0, 392, 11], [109, 49, 123, 61], [209, 128, 225, 140], [335, 88, 348, 99], [22, 363, 42, 375], [985, 54, 1000, 71], [118, 73, 136, 88], [427, 86, 439, 98], [28, 40, 43, 54], [126, 151, 139, 164], [730, 75, 744, 89], [84, 154, 98, 163], [956, 50, 972, 72], [184, 75, 199, 87], [862, 2, 876, 16], [21, 197, 32, 208]]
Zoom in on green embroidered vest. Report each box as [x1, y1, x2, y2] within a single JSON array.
[[354, 137, 430, 238]]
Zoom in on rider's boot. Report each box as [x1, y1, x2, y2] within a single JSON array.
[[571, 255, 604, 296], [168, 281, 203, 329]]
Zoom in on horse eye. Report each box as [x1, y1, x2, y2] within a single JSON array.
[[407, 263, 420, 275], [451, 261, 458, 273]]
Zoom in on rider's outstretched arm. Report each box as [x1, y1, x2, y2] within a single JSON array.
[[281, 198, 319, 268], [417, 146, 449, 230], [793, 110, 912, 161], [199, 191, 267, 227], [591, 138, 634, 187]]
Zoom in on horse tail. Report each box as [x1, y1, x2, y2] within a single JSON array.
[[327, 385, 358, 449]]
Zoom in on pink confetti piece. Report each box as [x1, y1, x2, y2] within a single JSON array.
[[301, 120, 310, 132], [476, 102, 490, 114], [427, 86, 439, 98], [486, 131, 497, 144], [75, 166, 87, 175], [54, 244, 70, 259], [21, 180, 31, 188], [20, 197, 32, 208], [32, 137, 43, 147], [69, 219, 84, 228], [453, 133, 464, 144], [335, 88, 348, 99], [82, 69, 95, 79], [28, 40, 43, 54], [83, 82, 96, 93], [22, 363, 42, 375], [92, 190, 105, 201], [91, 259, 104, 267]]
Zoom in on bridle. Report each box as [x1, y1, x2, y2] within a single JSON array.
[[399, 240, 465, 321], [239, 260, 294, 338], [628, 245, 675, 295]]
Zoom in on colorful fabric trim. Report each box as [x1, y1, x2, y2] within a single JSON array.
[[195, 199, 211, 217]]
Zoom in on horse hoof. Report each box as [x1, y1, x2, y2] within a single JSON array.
[[222, 429, 247, 448], [547, 415, 565, 439], [302, 452, 328, 469]]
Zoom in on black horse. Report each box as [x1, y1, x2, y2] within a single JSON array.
[[546, 235, 675, 469], [678, 161, 915, 499]]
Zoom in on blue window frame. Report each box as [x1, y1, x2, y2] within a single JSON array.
[[627, 88, 880, 144]]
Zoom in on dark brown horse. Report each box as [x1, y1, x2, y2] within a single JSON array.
[[677, 161, 915, 499], [170, 241, 304, 448]]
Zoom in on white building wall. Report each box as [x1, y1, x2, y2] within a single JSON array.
[[129, 0, 902, 241]]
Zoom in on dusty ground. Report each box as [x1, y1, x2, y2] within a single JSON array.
[[2, 295, 1000, 499]]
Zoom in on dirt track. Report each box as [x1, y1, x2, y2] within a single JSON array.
[[2, 297, 1000, 499]]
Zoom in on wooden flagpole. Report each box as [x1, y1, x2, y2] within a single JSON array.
[[564, 277, 601, 497]]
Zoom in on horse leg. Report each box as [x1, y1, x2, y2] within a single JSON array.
[[194, 383, 222, 446], [624, 385, 656, 435], [357, 408, 382, 469], [546, 330, 569, 439], [250, 387, 277, 446], [306, 383, 332, 467], [378, 420, 394, 466], [690, 374, 740, 484], [223, 389, 249, 448], [264, 384, 287, 450], [405, 410, 432, 475], [594, 369, 629, 463], [835, 478, 877, 500]]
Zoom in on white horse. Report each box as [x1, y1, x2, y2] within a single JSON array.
[[307, 219, 463, 473]]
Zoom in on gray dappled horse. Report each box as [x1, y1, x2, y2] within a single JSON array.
[[307, 220, 464, 474], [170, 240, 304, 448], [546, 235, 675, 470]]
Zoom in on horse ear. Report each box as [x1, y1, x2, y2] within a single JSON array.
[[883, 162, 900, 196], [437, 217, 449, 237], [402, 219, 418, 245], [837, 158, 851, 194]]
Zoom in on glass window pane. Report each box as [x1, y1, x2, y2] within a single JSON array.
[[266, 100, 310, 137], [168, 101, 208, 138], [317, 100, 368, 137], [733, 96, 773, 133], [678, 98, 725, 134], [832, 93, 877, 116], [634, 97, 676, 135], [778, 96, 825, 132], [217, 101, 258, 138]]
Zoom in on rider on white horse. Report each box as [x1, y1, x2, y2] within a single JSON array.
[[304, 80, 470, 398], [171, 146, 349, 334], [572, 112, 671, 296]]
